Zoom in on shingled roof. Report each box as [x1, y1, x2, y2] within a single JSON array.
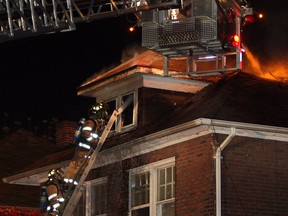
[[101, 71, 288, 147], [7, 71, 288, 179], [0, 129, 56, 207], [147, 71, 288, 130]]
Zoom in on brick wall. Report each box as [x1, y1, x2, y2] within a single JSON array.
[[175, 135, 215, 216], [87, 134, 215, 216], [55, 121, 76, 148], [221, 136, 288, 215], [84, 132, 288, 215]]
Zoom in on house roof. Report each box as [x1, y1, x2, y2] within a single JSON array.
[[100, 71, 288, 147], [147, 71, 288, 130], [0, 129, 56, 207], [5, 44, 288, 187], [5, 71, 288, 186], [77, 49, 224, 96]]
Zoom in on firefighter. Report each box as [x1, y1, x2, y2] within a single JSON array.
[[43, 169, 65, 216], [63, 102, 109, 186], [40, 182, 48, 215]]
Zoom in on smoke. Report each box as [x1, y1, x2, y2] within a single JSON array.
[[241, 1, 288, 82], [243, 45, 288, 82], [120, 43, 147, 63], [82, 44, 147, 84]]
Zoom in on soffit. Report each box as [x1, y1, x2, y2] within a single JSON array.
[[77, 49, 218, 97], [80, 72, 210, 100], [5, 117, 288, 186]]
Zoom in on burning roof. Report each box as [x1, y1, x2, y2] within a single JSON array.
[[5, 51, 288, 187], [78, 49, 225, 95], [148, 71, 288, 130]]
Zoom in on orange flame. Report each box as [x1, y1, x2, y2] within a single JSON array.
[[243, 45, 288, 82]]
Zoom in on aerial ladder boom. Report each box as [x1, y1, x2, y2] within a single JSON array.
[[0, 0, 254, 76], [60, 95, 132, 216], [0, 0, 180, 43]]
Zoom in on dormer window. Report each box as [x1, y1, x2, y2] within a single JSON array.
[[78, 65, 209, 136], [106, 91, 137, 133]]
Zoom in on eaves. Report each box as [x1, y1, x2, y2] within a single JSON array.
[[3, 118, 288, 185]]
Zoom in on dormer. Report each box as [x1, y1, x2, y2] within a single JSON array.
[[77, 50, 210, 134]]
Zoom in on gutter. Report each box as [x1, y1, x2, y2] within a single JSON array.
[[214, 127, 236, 216], [3, 118, 288, 185]]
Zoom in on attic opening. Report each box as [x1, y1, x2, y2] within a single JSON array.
[[81, 72, 209, 135], [106, 92, 136, 133]]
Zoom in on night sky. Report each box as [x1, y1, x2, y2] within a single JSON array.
[[0, 0, 287, 125], [243, 0, 288, 62], [0, 16, 141, 124]]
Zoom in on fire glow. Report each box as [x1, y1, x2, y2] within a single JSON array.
[[244, 45, 288, 82]]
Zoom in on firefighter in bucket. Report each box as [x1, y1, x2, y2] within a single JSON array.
[[63, 102, 109, 187]]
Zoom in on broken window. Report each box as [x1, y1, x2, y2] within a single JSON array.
[[105, 91, 136, 134], [121, 92, 134, 127], [106, 98, 117, 131]]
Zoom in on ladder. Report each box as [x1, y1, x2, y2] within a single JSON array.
[[60, 96, 132, 216], [0, 0, 181, 43]]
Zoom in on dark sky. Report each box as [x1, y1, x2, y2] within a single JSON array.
[[0, 16, 141, 123], [0, 0, 287, 125], [244, 0, 288, 61]]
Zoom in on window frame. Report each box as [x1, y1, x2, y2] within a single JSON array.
[[72, 186, 86, 216], [106, 91, 137, 134], [128, 157, 175, 216], [85, 177, 108, 216]]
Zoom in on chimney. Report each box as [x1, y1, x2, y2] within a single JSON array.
[[55, 120, 77, 148]]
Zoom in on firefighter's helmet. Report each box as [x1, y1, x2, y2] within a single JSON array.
[[48, 169, 64, 181], [88, 102, 109, 120]]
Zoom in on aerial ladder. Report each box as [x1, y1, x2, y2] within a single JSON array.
[[0, 0, 180, 42], [58, 96, 132, 215], [0, 0, 253, 75], [139, 0, 254, 76]]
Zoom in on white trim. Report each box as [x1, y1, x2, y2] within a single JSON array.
[[118, 91, 138, 133], [96, 125, 209, 168], [129, 157, 175, 174], [84, 176, 108, 187], [142, 74, 208, 93], [106, 91, 138, 134], [4, 118, 288, 185], [129, 157, 175, 216], [80, 72, 209, 99], [85, 176, 108, 216]]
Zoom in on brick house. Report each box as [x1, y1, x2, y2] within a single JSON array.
[[0, 129, 56, 215], [3, 50, 288, 215]]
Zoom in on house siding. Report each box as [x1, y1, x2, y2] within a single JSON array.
[[221, 136, 288, 215], [86, 132, 288, 216]]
